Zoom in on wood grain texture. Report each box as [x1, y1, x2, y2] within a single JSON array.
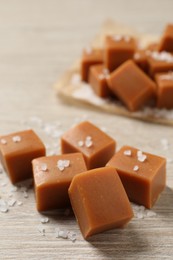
[[0, 1, 173, 259]]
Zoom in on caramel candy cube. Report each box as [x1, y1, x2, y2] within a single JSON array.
[[158, 24, 173, 52], [104, 35, 136, 71], [133, 50, 149, 73], [32, 153, 87, 211], [81, 48, 103, 82], [147, 51, 173, 77], [69, 167, 133, 239], [155, 71, 173, 109], [0, 129, 45, 184], [107, 60, 156, 111], [106, 146, 166, 208], [89, 64, 112, 98], [61, 121, 116, 169]]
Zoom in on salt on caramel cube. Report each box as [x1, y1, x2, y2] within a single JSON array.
[[0, 129, 45, 184], [107, 60, 156, 111], [106, 146, 166, 209], [158, 24, 173, 52], [147, 51, 173, 77], [68, 167, 134, 239], [155, 71, 173, 109], [61, 121, 116, 170], [89, 64, 112, 98], [104, 35, 136, 72], [80, 48, 103, 82], [32, 153, 87, 211]]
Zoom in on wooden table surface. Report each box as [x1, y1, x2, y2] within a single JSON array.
[[0, 1, 173, 259]]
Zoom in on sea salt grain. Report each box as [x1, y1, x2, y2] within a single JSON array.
[[68, 232, 77, 242], [124, 150, 132, 156], [57, 160, 70, 171], [113, 35, 122, 41], [8, 198, 16, 207], [137, 150, 147, 162], [55, 228, 68, 239], [17, 201, 23, 206], [0, 139, 7, 145], [12, 135, 21, 143], [38, 225, 45, 236], [0, 199, 8, 213], [40, 217, 49, 224], [133, 165, 139, 172], [78, 140, 84, 147], [23, 191, 28, 198], [41, 163, 48, 172]]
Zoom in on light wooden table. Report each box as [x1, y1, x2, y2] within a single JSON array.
[[0, 1, 173, 259]]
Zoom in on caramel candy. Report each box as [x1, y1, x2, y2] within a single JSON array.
[[147, 51, 173, 77], [104, 35, 136, 71], [133, 50, 149, 73], [81, 48, 103, 82], [32, 153, 87, 211], [69, 167, 133, 239], [89, 64, 112, 98], [155, 71, 173, 109], [106, 146, 166, 208], [61, 121, 116, 169], [0, 129, 45, 184], [158, 24, 173, 52], [107, 60, 156, 111]]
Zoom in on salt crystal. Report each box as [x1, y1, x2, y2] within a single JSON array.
[[0, 199, 8, 213], [63, 160, 70, 167], [150, 51, 173, 63], [40, 217, 49, 224], [41, 163, 48, 172], [124, 150, 132, 156], [78, 140, 84, 147], [38, 225, 45, 236], [136, 212, 144, 219], [85, 139, 93, 148], [0, 139, 7, 145], [57, 160, 70, 171], [8, 198, 16, 207], [137, 150, 147, 162], [103, 68, 109, 75], [113, 35, 122, 41], [56, 229, 68, 239], [23, 191, 28, 198], [133, 165, 139, 172], [146, 210, 156, 217], [68, 232, 77, 242], [85, 136, 93, 148], [17, 201, 23, 206], [12, 135, 21, 143], [10, 186, 18, 192]]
